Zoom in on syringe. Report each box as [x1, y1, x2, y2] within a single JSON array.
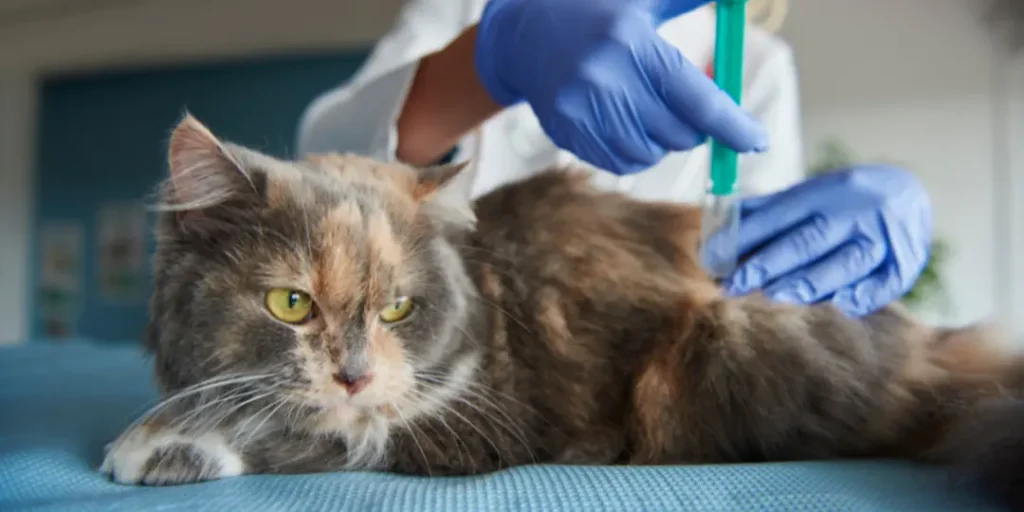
[[700, 0, 748, 280]]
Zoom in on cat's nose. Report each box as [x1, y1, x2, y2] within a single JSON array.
[[332, 371, 374, 396]]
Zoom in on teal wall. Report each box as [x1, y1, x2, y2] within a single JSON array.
[[32, 50, 369, 342]]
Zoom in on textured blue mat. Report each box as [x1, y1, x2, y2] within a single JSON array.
[[0, 340, 1001, 511]]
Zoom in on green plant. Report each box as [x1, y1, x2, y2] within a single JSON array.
[[807, 137, 951, 312]]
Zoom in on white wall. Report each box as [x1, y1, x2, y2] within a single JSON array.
[[0, 0, 1020, 343], [1009, 54, 1024, 334], [781, 0, 1022, 331], [0, 71, 36, 344], [0, 0, 405, 71]]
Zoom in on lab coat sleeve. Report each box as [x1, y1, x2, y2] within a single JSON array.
[[295, 0, 474, 161], [736, 42, 806, 197]]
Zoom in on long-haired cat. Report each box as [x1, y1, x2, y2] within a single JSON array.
[[102, 115, 1024, 509]]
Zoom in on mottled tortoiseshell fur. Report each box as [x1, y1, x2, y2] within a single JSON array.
[[101, 116, 1024, 509]]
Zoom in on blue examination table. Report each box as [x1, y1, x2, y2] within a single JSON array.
[[0, 340, 1003, 511]]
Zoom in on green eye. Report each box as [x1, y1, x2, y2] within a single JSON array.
[[378, 296, 414, 323], [265, 288, 314, 324]]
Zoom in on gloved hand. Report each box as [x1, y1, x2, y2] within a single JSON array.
[[709, 165, 933, 317], [474, 0, 768, 175]]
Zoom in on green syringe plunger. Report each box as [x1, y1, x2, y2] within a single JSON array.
[[709, 0, 747, 197], [700, 0, 748, 280]]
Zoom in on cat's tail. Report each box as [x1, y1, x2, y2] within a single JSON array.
[[936, 398, 1024, 510], [924, 324, 1024, 510]]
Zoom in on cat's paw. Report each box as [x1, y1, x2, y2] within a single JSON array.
[[100, 424, 245, 485]]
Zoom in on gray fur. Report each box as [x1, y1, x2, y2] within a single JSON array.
[[100, 118, 1024, 511]]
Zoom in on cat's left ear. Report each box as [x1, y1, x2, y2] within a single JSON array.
[[412, 161, 476, 229], [165, 113, 257, 215]]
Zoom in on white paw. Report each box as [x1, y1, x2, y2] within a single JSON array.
[[100, 424, 245, 485]]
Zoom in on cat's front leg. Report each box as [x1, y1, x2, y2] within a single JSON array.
[[100, 421, 246, 485]]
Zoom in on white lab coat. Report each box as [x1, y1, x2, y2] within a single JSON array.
[[297, 0, 805, 204]]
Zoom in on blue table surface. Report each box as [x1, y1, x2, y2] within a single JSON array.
[[0, 340, 1003, 511]]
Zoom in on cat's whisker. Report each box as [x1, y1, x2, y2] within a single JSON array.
[[416, 363, 544, 417], [173, 387, 266, 432], [206, 390, 277, 433], [415, 284, 530, 338], [232, 395, 286, 444], [412, 400, 474, 473], [415, 373, 525, 423], [469, 293, 533, 335], [394, 391, 473, 472], [447, 286, 530, 337], [412, 373, 536, 463], [124, 373, 274, 431], [455, 255, 525, 285], [447, 243, 518, 265], [241, 396, 292, 447], [391, 403, 433, 476], [449, 394, 536, 464], [302, 208, 314, 261], [281, 401, 307, 431], [165, 373, 274, 402], [405, 387, 507, 468], [415, 302, 483, 351], [421, 373, 540, 420], [396, 400, 445, 456], [271, 435, 319, 471], [404, 340, 542, 461]]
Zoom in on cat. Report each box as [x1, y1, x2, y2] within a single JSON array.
[[101, 114, 1024, 509]]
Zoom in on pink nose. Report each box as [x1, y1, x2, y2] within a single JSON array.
[[333, 371, 374, 395]]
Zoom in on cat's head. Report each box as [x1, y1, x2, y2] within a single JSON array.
[[148, 114, 482, 467]]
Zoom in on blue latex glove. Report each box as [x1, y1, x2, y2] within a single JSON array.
[[474, 0, 768, 175], [712, 165, 933, 317]]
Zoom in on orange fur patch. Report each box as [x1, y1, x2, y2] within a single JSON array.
[[265, 177, 291, 208], [535, 287, 575, 360], [629, 296, 703, 464], [313, 203, 364, 310], [364, 321, 413, 404], [631, 347, 680, 463], [367, 323, 405, 369], [367, 212, 404, 269], [308, 152, 418, 194], [931, 325, 1012, 376]]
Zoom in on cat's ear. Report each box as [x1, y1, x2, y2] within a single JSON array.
[[413, 161, 475, 229], [165, 113, 255, 213], [411, 161, 468, 201]]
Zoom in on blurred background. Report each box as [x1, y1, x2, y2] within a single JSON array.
[[0, 0, 1021, 345]]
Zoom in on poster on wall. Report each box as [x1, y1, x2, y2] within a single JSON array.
[[39, 221, 83, 340], [96, 200, 147, 302]]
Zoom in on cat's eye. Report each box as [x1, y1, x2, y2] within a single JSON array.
[[378, 296, 414, 324], [265, 288, 315, 324]]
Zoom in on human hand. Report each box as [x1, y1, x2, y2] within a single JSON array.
[[474, 0, 768, 175], [708, 165, 933, 317]]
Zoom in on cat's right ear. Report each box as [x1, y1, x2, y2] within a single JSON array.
[[164, 113, 256, 222], [413, 161, 476, 230]]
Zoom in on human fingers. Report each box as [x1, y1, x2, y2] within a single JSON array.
[[725, 214, 851, 295], [831, 261, 904, 317], [760, 236, 887, 305], [643, 38, 768, 153]]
